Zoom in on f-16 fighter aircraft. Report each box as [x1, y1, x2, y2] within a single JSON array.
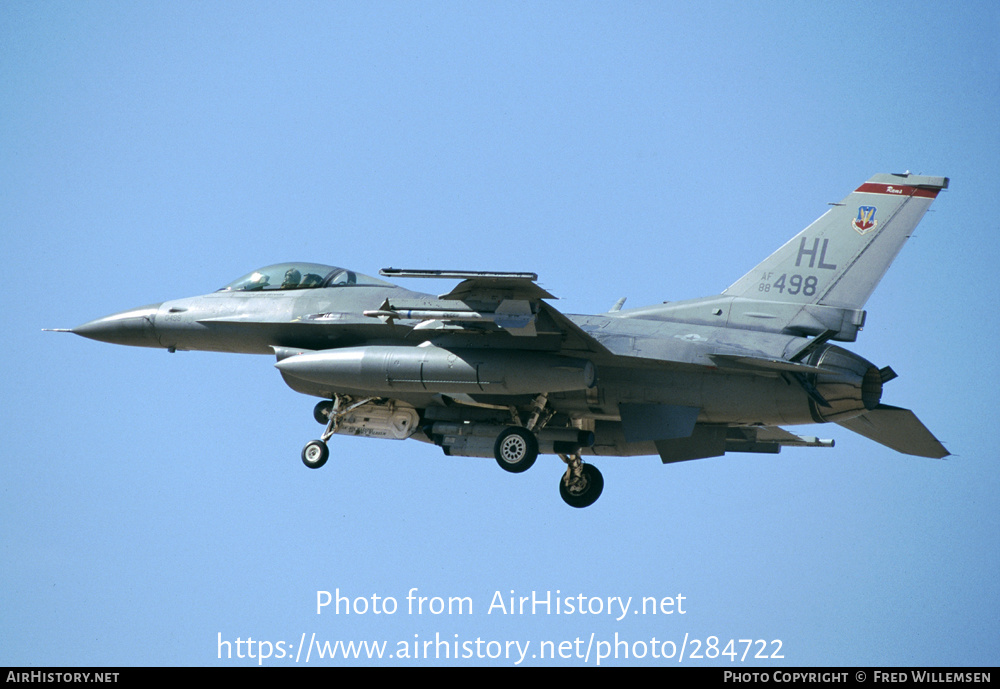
[[59, 172, 949, 508]]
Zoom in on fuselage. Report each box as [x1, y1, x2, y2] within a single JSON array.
[[73, 276, 877, 438]]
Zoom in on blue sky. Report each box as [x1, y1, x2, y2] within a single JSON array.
[[3, 1, 998, 666]]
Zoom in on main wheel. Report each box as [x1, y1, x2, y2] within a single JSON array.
[[560, 463, 604, 508], [302, 439, 330, 469], [493, 427, 538, 473]]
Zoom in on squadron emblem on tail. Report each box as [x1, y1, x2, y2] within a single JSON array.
[[852, 206, 878, 234]]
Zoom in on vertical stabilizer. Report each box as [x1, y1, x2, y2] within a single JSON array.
[[725, 173, 948, 310]]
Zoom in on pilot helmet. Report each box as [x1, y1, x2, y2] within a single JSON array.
[[282, 268, 302, 288]]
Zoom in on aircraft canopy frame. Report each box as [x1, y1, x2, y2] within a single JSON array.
[[218, 263, 394, 292]]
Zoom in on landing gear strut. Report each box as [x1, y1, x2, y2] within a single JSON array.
[[492, 394, 550, 473], [300, 394, 376, 469]]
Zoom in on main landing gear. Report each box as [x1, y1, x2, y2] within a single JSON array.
[[492, 394, 549, 473], [493, 426, 538, 473], [492, 428, 603, 508], [491, 395, 604, 508], [558, 454, 604, 509]]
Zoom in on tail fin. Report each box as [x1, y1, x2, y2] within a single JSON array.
[[725, 173, 948, 310]]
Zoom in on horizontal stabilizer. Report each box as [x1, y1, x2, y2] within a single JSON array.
[[836, 404, 948, 458]]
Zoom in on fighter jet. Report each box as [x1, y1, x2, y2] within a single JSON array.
[[56, 172, 949, 508]]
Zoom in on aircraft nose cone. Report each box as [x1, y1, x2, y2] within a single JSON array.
[[72, 303, 163, 347]]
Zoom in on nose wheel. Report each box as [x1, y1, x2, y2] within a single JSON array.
[[302, 439, 330, 469], [300, 394, 376, 470]]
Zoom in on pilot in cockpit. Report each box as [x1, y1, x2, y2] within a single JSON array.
[[282, 268, 302, 289]]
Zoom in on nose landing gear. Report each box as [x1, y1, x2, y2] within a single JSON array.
[[300, 394, 378, 469]]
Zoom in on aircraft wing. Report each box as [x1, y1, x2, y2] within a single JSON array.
[[377, 269, 613, 355]]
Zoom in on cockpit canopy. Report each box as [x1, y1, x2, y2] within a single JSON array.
[[218, 263, 394, 292]]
